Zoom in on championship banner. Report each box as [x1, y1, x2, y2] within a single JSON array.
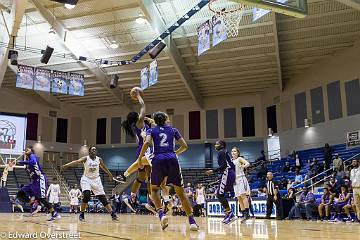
[[68, 73, 84, 96], [140, 66, 149, 90], [16, 65, 34, 90], [346, 130, 360, 148], [197, 20, 210, 56], [149, 59, 158, 87], [212, 15, 227, 47], [51, 70, 69, 94], [34, 68, 51, 92]]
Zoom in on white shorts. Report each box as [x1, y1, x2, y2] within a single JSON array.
[[196, 196, 205, 205], [234, 176, 250, 197], [70, 198, 79, 206], [80, 176, 105, 196], [49, 195, 59, 204]]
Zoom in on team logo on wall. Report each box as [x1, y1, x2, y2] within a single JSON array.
[[0, 120, 16, 149]]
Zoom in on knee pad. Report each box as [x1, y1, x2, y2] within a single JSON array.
[[82, 190, 91, 203], [97, 195, 109, 207], [16, 190, 30, 203]]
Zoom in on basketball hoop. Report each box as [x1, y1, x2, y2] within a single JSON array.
[[209, 0, 246, 38]]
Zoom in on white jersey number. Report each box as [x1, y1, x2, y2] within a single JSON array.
[[159, 133, 169, 147]]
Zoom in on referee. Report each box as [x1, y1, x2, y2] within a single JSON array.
[[266, 172, 283, 220]]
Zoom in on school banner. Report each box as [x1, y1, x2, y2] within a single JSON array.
[[34, 68, 51, 92], [68, 73, 84, 96], [16, 65, 34, 90], [51, 70, 68, 94], [198, 20, 210, 56]]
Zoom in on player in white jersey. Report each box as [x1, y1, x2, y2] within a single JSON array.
[[60, 146, 118, 221], [195, 184, 206, 217], [231, 147, 251, 221], [47, 178, 61, 205], [69, 184, 82, 213]]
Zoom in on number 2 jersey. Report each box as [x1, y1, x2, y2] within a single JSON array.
[[146, 125, 182, 160]]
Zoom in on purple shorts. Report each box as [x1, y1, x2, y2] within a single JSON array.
[[333, 202, 347, 209], [216, 168, 235, 195], [22, 174, 48, 199], [151, 156, 183, 187]]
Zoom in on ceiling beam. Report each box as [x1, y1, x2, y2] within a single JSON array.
[[31, 0, 132, 110], [335, 0, 360, 10], [271, 12, 283, 91], [0, 0, 26, 87], [138, 0, 203, 108]]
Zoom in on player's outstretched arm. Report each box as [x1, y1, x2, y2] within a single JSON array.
[[136, 93, 146, 129], [99, 158, 113, 181], [175, 138, 188, 156], [60, 157, 87, 171]]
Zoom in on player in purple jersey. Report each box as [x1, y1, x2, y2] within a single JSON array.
[[205, 140, 236, 224], [117, 92, 171, 206], [16, 147, 60, 221], [117, 91, 155, 194], [136, 111, 198, 231]]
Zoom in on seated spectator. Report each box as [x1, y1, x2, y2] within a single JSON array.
[[318, 186, 334, 221], [333, 185, 350, 221], [288, 187, 316, 220], [287, 180, 293, 190], [282, 162, 291, 173], [258, 187, 267, 197], [328, 176, 341, 197], [343, 195, 357, 222], [279, 176, 288, 190], [333, 154, 343, 172], [257, 163, 268, 181], [303, 171, 313, 188], [294, 169, 304, 185]]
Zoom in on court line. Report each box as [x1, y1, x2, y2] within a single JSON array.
[[22, 220, 133, 240]]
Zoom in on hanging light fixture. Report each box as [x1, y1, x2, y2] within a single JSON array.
[[109, 14, 119, 49]]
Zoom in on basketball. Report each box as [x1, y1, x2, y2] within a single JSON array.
[[130, 87, 143, 101]]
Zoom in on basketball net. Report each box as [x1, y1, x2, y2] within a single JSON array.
[[209, 0, 246, 38]]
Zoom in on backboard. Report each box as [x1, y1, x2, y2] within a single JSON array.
[[231, 0, 308, 18]]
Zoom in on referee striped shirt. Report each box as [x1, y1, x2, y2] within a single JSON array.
[[267, 180, 275, 196]]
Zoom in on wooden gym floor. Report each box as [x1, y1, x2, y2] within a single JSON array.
[[0, 213, 359, 239]]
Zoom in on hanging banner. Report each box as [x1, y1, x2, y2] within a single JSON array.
[[140, 66, 149, 90], [149, 59, 158, 87], [198, 20, 210, 56], [346, 130, 360, 148], [68, 73, 84, 96], [51, 70, 68, 94], [34, 68, 51, 92], [212, 15, 227, 47], [16, 65, 34, 90], [253, 0, 288, 22]]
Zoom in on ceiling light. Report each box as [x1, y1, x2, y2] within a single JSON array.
[[64, 3, 76, 9], [136, 17, 146, 24], [109, 40, 119, 49]]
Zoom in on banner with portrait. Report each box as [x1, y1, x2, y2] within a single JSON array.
[[51, 70, 68, 94], [149, 59, 158, 87], [34, 68, 51, 92], [16, 65, 34, 90], [212, 15, 227, 47], [198, 20, 210, 56], [68, 73, 84, 96]]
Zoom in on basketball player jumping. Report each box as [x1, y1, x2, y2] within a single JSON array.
[[60, 146, 118, 221], [16, 147, 60, 221], [136, 111, 198, 231], [205, 140, 236, 224], [231, 147, 251, 221], [117, 89, 171, 207]]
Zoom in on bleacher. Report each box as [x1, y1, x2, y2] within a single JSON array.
[[249, 144, 360, 190]]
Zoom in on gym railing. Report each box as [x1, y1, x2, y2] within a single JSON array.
[[293, 152, 360, 190]]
